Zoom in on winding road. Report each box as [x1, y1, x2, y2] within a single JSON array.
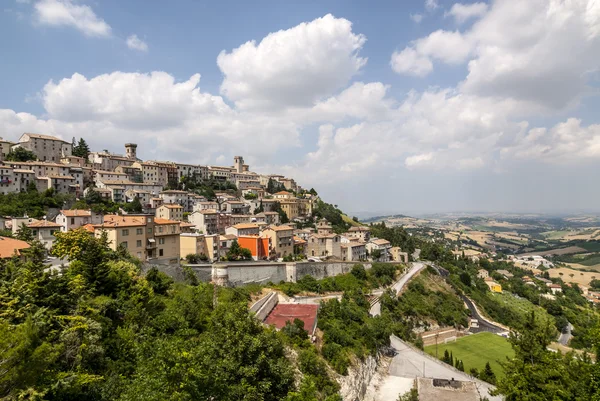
[[370, 262, 426, 316], [461, 295, 508, 334]]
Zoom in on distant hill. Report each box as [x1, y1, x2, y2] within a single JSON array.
[[361, 214, 411, 223]]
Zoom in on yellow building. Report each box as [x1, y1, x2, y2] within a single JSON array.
[[93, 214, 181, 262], [279, 200, 299, 220], [485, 278, 502, 293], [154, 218, 181, 261], [156, 204, 184, 221], [94, 215, 148, 260], [261, 225, 294, 258]]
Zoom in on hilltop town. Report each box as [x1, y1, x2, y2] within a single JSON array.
[[0, 133, 407, 266]]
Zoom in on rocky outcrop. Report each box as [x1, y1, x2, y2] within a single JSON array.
[[338, 353, 391, 401]]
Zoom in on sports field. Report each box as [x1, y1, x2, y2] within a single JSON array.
[[424, 332, 514, 379]]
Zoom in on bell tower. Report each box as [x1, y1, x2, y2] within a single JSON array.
[[125, 143, 138, 160]]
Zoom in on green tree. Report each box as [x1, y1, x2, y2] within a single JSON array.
[[493, 311, 575, 400], [123, 196, 143, 213], [145, 267, 173, 295], [226, 240, 252, 261], [15, 223, 34, 242], [72, 138, 91, 159], [5, 147, 37, 162], [480, 361, 496, 385]]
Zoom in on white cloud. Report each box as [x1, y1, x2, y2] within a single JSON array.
[[0, 71, 303, 164], [390, 30, 472, 77], [34, 0, 111, 37], [461, 0, 600, 110], [425, 0, 440, 11], [217, 14, 367, 110], [393, 0, 600, 109], [126, 34, 148, 52], [445, 2, 488, 24], [390, 47, 433, 77], [406, 153, 434, 168], [410, 13, 424, 23], [500, 118, 600, 162]]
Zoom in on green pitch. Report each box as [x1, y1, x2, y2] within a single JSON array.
[[424, 332, 514, 379]]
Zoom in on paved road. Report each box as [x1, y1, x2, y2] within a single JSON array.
[[388, 335, 503, 401], [370, 262, 426, 316], [461, 295, 507, 334], [558, 322, 573, 346]]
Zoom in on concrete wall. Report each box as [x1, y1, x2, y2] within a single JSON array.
[[250, 292, 278, 321], [226, 263, 288, 286], [147, 260, 404, 288], [295, 262, 373, 282]]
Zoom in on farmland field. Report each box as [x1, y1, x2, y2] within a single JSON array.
[[424, 332, 514, 379]]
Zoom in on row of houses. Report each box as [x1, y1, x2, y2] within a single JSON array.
[[0, 135, 305, 206], [1, 209, 409, 265]]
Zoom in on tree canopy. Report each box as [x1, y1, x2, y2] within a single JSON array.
[[5, 147, 37, 162]]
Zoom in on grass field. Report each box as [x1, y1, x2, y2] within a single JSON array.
[[424, 332, 514, 379]]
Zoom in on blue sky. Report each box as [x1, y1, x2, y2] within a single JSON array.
[[2, 0, 600, 215]]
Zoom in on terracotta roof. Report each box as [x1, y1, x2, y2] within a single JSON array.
[[96, 215, 148, 228], [293, 236, 307, 244], [27, 220, 61, 228], [81, 224, 95, 233], [180, 222, 195, 227], [267, 225, 294, 232], [349, 226, 370, 232], [371, 239, 391, 246], [0, 236, 30, 258], [274, 191, 292, 195], [22, 133, 69, 143], [46, 175, 75, 180], [154, 218, 180, 225], [264, 304, 319, 334], [232, 223, 259, 229], [161, 204, 183, 209], [199, 209, 219, 214], [60, 209, 92, 217]]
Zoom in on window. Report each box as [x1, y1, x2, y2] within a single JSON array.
[[148, 228, 152, 234], [70, 217, 75, 225], [159, 226, 163, 233], [121, 241, 128, 249], [136, 240, 142, 247], [122, 229, 129, 236], [136, 228, 143, 235], [159, 249, 164, 257], [159, 238, 165, 245]]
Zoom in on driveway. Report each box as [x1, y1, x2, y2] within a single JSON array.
[[370, 262, 426, 316]]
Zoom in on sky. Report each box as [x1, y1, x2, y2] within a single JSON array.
[[2, 0, 600, 216]]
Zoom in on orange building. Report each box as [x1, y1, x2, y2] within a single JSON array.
[[238, 235, 270, 260]]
